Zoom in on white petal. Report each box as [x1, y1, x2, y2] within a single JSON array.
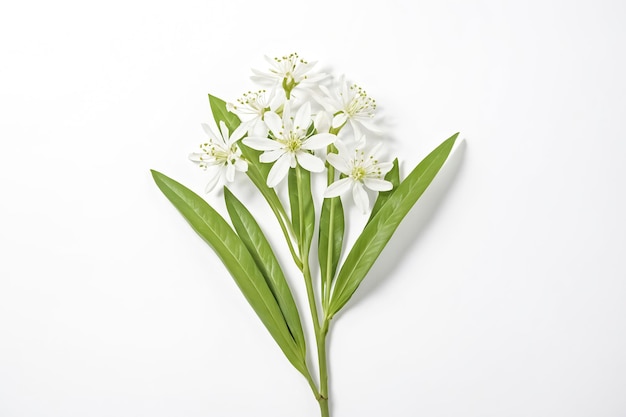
[[201, 123, 218, 139], [260, 149, 285, 163], [229, 123, 248, 143], [189, 152, 205, 163], [204, 166, 222, 193], [218, 121, 229, 141], [250, 120, 269, 137], [377, 161, 394, 175], [363, 178, 393, 192], [350, 120, 363, 138], [296, 151, 325, 172], [243, 137, 282, 151], [334, 139, 350, 157], [326, 153, 350, 174], [314, 111, 331, 133], [226, 163, 236, 182], [293, 60, 316, 78], [302, 133, 336, 150], [352, 182, 369, 214], [264, 111, 283, 138], [324, 177, 353, 198], [235, 159, 248, 172], [303, 72, 327, 83], [355, 135, 367, 149], [332, 113, 348, 129], [268, 87, 284, 110], [293, 102, 312, 131], [267, 153, 291, 188], [368, 142, 383, 157], [250, 74, 275, 85]]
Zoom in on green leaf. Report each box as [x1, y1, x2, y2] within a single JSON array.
[[318, 196, 344, 306], [368, 158, 400, 223], [327, 133, 459, 317], [289, 166, 315, 257], [208, 94, 295, 264], [240, 141, 273, 179], [208, 94, 241, 131], [151, 169, 307, 375], [224, 187, 306, 355]]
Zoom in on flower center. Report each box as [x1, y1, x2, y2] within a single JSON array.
[[282, 73, 297, 98], [282, 133, 303, 153], [351, 166, 367, 181]]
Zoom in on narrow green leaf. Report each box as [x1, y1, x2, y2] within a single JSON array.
[[224, 187, 306, 354], [207, 94, 296, 265], [318, 196, 344, 305], [368, 158, 400, 223], [327, 133, 458, 317], [208, 94, 241, 131], [151, 169, 307, 375], [240, 141, 273, 179]]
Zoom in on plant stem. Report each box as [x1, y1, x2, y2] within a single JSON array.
[[317, 319, 330, 417], [246, 166, 303, 269], [294, 165, 333, 417]]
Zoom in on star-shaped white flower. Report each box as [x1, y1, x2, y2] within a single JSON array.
[[243, 102, 336, 188], [324, 139, 394, 213], [189, 121, 248, 193], [226, 89, 284, 137], [251, 53, 327, 99], [319, 75, 380, 137]]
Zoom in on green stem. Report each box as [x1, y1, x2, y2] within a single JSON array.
[[317, 319, 330, 417], [272, 203, 303, 270], [248, 169, 302, 269], [294, 164, 334, 417]]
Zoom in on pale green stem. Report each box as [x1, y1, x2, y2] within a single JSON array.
[[251, 173, 302, 269], [272, 203, 303, 269], [295, 165, 333, 417], [317, 319, 331, 417]]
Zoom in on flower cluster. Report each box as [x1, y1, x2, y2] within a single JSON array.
[[190, 53, 394, 213]]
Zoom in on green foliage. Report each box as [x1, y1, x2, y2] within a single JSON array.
[[318, 196, 344, 306], [208, 94, 240, 131], [154, 91, 461, 417], [150, 170, 308, 376], [224, 187, 306, 355], [327, 133, 458, 317]]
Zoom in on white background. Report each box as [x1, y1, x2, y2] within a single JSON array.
[[1, 1, 625, 416]]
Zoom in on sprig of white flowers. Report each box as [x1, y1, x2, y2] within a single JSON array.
[[191, 52, 394, 213], [151, 52, 459, 417]]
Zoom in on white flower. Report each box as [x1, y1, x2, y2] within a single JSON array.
[[324, 139, 394, 213], [243, 102, 336, 188], [226, 89, 284, 137], [251, 53, 327, 99], [189, 121, 248, 193], [319, 75, 380, 137]]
